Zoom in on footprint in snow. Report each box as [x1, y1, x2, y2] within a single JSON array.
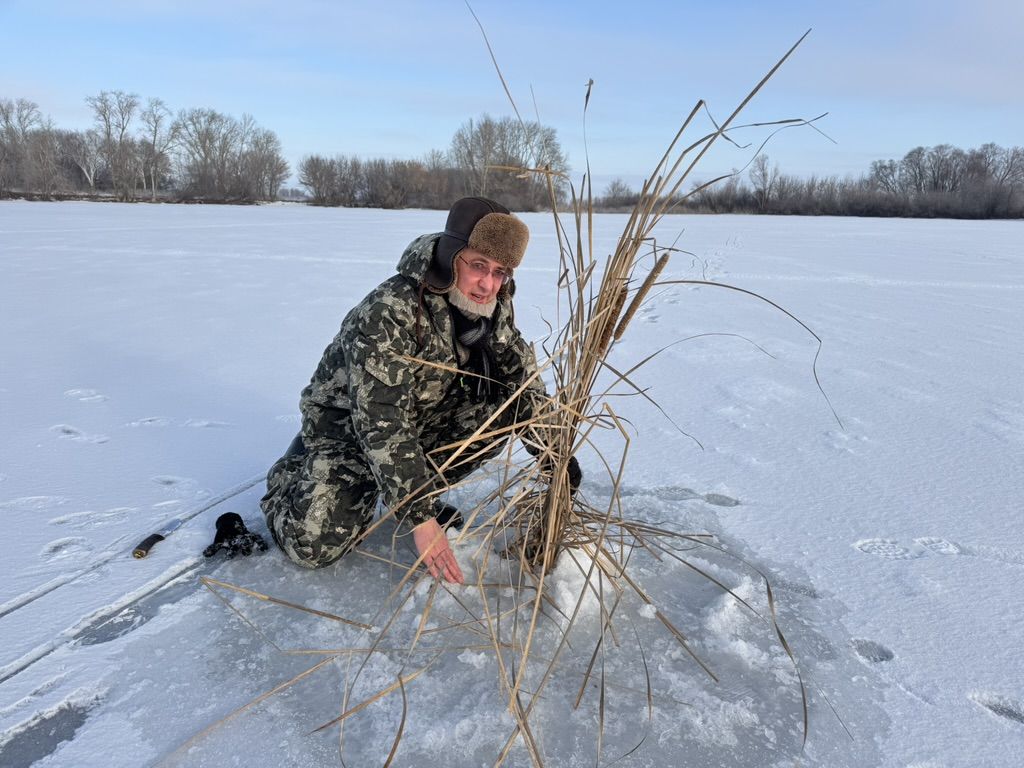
[[646, 485, 704, 501], [48, 507, 135, 528], [40, 537, 94, 561], [64, 388, 108, 403], [855, 536, 1024, 568], [851, 638, 894, 663], [854, 539, 925, 560], [151, 475, 206, 498], [183, 418, 231, 428], [127, 416, 174, 427], [969, 692, 1024, 726], [849, 637, 934, 704], [127, 417, 231, 428], [50, 424, 109, 444], [913, 536, 964, 555], [0, 495, 69, 512], [704, 493, 740, 507]]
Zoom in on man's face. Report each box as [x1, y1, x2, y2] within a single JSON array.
[[454, 248, 508, 305]]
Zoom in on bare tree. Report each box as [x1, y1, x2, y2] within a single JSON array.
[[599, 178, 636, 208], [449, 114, 568, 210], [868, 159, 900, 195], [23, 122, 62, 197], [243, 127, 289, 200], [86, 90, 140, 199], [138, 98, 176, 201], [173, 107, 241, 199], [749, 153, 778, 211], [0, 97, 43, 194], [298, 154, 337, 204], [59, 129, 103, 192]]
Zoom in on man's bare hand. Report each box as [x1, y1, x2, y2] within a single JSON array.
[[413, 518, 464, 584]]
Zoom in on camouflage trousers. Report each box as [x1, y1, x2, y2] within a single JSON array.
[[260, 431, 501, 569]]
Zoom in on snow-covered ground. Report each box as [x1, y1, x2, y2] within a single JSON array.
[[1, 201, 1022, 767]]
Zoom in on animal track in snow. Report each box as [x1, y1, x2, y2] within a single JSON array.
[[64, 388, 108, 403], [854, 539, 924, 560], [969, 692, 1024, 726], [50, 424, 109, 444], [851, 638, 894, 663]]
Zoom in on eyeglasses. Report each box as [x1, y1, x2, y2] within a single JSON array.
[[458, 255, 512, 285]]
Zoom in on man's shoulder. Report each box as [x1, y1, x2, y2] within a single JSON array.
[[340, 274, 428, 336]]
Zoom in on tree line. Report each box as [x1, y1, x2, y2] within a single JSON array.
[[297, 115, 569, 211], [0, 94, 570, 210], [4, 89, 1021, 218], [1, 92, 289, 202], [600, 144, 1024, 219]]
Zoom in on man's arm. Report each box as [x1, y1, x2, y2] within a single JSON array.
[[345, 298, 464, 583]]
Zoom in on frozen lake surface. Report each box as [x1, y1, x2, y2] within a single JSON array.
[[1, 201, 1022, 767]]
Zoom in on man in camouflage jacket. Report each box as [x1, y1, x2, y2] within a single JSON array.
[[261, 197, 577, 584]]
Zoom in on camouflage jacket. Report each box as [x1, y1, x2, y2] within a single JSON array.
[[299, 233, 547, 526]]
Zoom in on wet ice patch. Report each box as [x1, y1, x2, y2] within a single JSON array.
[[0, 687, 105, 767]]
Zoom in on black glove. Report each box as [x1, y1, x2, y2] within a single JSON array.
[[539, 455, 583, 492], [567, 455, 583, 492], [203, 512, 268, 558], [434, 502, 465, 531]]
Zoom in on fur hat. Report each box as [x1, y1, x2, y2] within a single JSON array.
[[426, 197, 529, 291]]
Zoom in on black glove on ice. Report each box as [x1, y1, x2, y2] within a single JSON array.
[[434, 502, 465, 531], [203, 512, 268, 558]]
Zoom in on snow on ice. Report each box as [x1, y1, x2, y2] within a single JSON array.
[[1, 201, 1022, 766]]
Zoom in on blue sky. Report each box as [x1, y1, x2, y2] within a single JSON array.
[[2, 0, 1021, 191]]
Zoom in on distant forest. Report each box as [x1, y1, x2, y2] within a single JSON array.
[[2, 92, 1021, 218]]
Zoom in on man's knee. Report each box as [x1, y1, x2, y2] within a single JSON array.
[[260, 455, 377, 569]]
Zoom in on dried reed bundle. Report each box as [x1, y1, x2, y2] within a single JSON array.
[[174, 28, 847, 768]]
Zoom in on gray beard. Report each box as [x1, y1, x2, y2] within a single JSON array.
[[448, 285, 497, 318]]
